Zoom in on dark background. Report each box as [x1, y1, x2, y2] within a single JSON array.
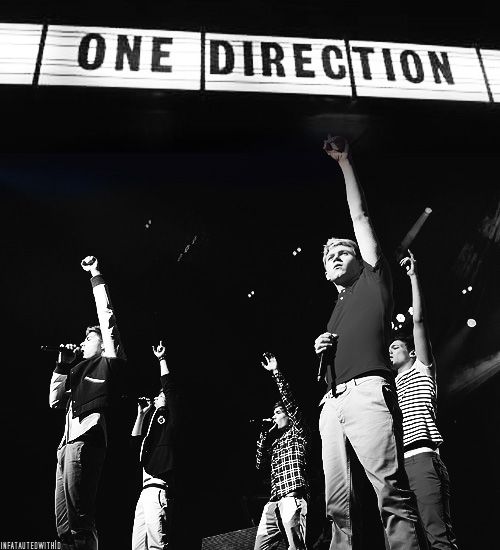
[[1, 2, 499, 549]]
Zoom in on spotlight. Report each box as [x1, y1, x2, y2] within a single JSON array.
[[396, 313, 405, 323], [424, 207, 433, 214], [297, 247, 302, 252], [292, 251, 297, 256], [467, 286, 472, 291], [462, 289, 467, 294], [467, 319, 476, 328], [408, 307, 414, 315]]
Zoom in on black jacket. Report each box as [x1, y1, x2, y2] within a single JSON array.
[[133, 374, 181, 481]]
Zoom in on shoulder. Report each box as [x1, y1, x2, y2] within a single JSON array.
[[413, 358, 434, 378], [360, 256, 391, 282]]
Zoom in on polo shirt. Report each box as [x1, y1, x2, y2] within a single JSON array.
[[326, 256, 394, 388]]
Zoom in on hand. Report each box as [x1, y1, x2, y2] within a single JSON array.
[[323, 135, 349, 162], [400, 249, 417, 277], [81, 256, 100, 276], [261, 352, 277, 371], [314, 332, 338, 355], [58, 343, 79, 364], [137, 397, 152, 415], [152, 340, 166, 360]]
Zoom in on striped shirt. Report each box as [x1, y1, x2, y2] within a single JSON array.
[[395, 358, 443, 451], [256, 369, 309, 501]]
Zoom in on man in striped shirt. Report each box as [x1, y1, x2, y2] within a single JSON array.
[[389, 251, 458, 549], [254, 352, 309, 550]]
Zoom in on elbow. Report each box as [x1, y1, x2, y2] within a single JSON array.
[[352, 212, 370, 224]]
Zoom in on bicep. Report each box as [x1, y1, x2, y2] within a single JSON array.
[[352, 215, 380, 267]]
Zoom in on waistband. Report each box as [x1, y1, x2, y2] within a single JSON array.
[[404, 446, 440, 459], [142, 481, 170, 493], [319, 375, 387, 406]]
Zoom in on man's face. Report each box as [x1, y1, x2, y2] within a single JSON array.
[[389, 340, 412, 370], [273, 405, 290, 429], [324, 245, 362, 286], [154, 391, 166, 409], [80, 331, 103, 359]]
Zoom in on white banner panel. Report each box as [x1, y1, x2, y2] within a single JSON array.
[[0, 23, 42, 84], [205, 33, 351, 96], [39, 25, 201, 89], [348, 41, 489, 102], [478, 49, 500, 103]]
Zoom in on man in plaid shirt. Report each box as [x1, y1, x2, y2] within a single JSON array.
[[254, 352, 310, 550]]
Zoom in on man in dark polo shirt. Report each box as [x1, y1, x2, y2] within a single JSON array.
[[314, 136, 426, 550]]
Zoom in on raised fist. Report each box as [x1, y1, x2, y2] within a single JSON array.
[[323, 135, 349, 161], [81, 256, 99, 273]]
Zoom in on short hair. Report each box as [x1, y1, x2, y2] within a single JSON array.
[[323, 238, 361, 266], [273, 400, 286, 414], [391, 334, 415, 353], [86, 325, 103, 341]]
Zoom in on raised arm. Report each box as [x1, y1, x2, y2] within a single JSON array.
[[153, 340, 181, 429], [261, 353, 305, 432], [402, 251, 435, 372], [324, 136, 381, 267], [81, 256, 125, 360]]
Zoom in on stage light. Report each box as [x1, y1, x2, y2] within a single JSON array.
[[467, 286, 472, 291], [396, 313, 405, 323], [462, 289, 467, 294], [391, 322, 395, 329], [399, 324, 403, 329], [297, 247, 302, 252], [467, 319, 476, 327], [424, 207, 432, 214], [408, 307, 414, 315], [292, 251, 297, 256]]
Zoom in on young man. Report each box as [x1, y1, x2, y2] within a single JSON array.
[[390, 251, 458, 549], [49, 256, 126, 550], [314, 137, 426, 550], [254, 352, 310, 550], [131, 340, 180, 550]]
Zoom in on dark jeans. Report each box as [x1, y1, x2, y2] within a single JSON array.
[[55, 440, 106, 550], [405, 452, 458, 550]]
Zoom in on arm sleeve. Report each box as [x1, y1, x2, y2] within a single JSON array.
[[49, 370, 69, 409], [256, 429, 270, 470], [160, 374, 181, 430], [91, 275, 125, 360], [272, 369, 307, 437]]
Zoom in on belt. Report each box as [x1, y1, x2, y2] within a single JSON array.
[[319, 375, 385, 406], [142, 481, 169, 491], [404, 446, 439, 459]]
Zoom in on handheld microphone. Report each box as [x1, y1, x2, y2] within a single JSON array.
[[317, 350, 327, 382], [249, 417, 273, 424], [40, 345, 81, 353], [316, 333, 338, 382]]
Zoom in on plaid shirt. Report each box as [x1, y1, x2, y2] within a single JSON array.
[[256, 368, 309, 501]]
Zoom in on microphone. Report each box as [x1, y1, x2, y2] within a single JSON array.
[[317, 351, 327, 382], [249, 418, 273, 423], [40, 345, 81, 353], [316, 333, 338, 382]]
